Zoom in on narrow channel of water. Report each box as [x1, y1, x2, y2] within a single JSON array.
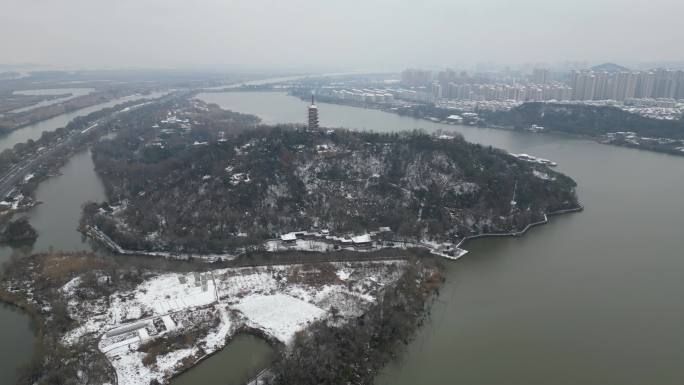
[[25, 149, 106, 253], [0, 104, 119, 385], [196, 91, 684, 385], [0, 148, 106, 385], [0, 246, 33, 385], [0, 301, 33, 384]]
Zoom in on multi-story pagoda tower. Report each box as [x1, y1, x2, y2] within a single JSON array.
[[308, 94, 319, 129]]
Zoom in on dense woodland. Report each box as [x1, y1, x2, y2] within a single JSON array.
[[398, 102, 684, 139], [268, 258, 443, 385], [82, 100, 578, 254], [483, 102, 684, 139], [0, 217, 37, 244]]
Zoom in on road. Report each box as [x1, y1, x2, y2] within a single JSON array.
[[0, 92, 182, 200]]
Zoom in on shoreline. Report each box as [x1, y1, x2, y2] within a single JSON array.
[[455, 203, 584, 251], [83, 202, 584, 265], [157, 327, 278, 385]]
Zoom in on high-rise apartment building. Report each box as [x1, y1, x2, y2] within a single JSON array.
[[569, 69, 682, 101], [401, 69, 432, 87], [531, 68, 550, 84]]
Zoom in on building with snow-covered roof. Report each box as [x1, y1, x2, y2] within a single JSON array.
[[446, 114, 463, 123], [280, 233, 297, 243], [351, 234, 373, 248]]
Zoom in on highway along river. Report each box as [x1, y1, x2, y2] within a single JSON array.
[[0, 91, 167, 385], [195, 91, 684, 385], [0, 91, 169, 153]]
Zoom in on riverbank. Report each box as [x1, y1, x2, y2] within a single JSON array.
[[455, 204, 584, 250], [83, 206, 586, 265]]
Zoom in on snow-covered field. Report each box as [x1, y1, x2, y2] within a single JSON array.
[[234, 294, 325, 343], [60, 261, 407, 385]]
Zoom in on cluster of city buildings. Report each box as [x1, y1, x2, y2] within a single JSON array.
[[569, 69, 684, 101], [328, 89, 395, 104], [430, 82, 572, 102], [303, 66, 683, 120], [401, 68, 569, 102], [400, 67, 684, 104], [322, 84, 569, 105]]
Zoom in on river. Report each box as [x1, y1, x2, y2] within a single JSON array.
[[195, 91, 684, 385], [0, 149, 110, 385]]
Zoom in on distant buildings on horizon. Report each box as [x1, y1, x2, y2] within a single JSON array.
[[569, 69, 684, 101], [399, 66, 684, 103]]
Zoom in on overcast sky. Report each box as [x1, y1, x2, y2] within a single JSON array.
[[2, 0, 683, 72]]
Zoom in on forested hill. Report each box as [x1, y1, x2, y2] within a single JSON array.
[[482, 102, 684, 139], [83, 100, 579, 254]]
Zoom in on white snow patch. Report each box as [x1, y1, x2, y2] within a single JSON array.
[[234, 294, 326, 343], [133, 273, 216, 315], [533, 169, 555, 181]]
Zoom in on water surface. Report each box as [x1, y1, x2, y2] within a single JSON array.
[[171, 335, 273, 385]]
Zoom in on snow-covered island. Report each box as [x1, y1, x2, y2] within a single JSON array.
[[80, 99, 579, 262]]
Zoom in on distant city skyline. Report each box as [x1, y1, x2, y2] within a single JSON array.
[[390, 64, 684, 104]]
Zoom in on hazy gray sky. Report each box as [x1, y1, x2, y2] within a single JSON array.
[[2, 0, 683, 71]]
